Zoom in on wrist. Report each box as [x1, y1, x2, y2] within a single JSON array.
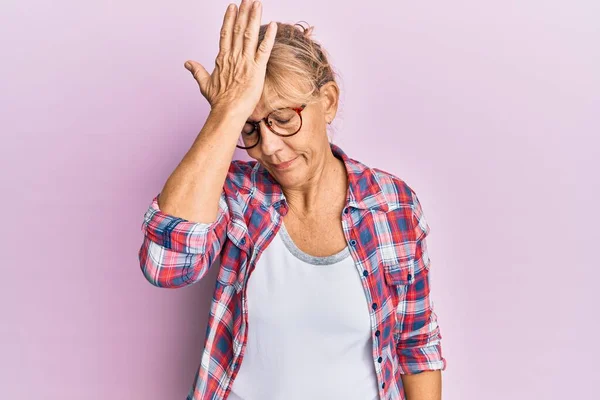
[[209, 104, 249, 121]]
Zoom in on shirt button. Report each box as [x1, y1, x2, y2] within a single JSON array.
[[343, 208, 350, 214], [350, 239, 357, 246], [382, 382, 385, 389], [377, 357, 383, 363], [375, 330, 380, 337], [240, 238, 246, 245], [372, 303, 378, 310], [407, 273, 412, 281], [362, 270, 369, 277]]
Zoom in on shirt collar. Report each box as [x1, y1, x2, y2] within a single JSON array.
[[250, 142, 391, 213]]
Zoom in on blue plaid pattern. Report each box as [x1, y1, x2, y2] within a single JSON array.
[[139, 143, 446, 399]]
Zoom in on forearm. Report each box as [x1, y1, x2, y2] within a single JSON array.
[[158, 107, 244, 224], [401, 370, 442, 400]]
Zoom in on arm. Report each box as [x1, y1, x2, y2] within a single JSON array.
[[138, 1, 278, 288], [158, 1, 276, 224], [401, 370, 442, 400], [137, 108, 243, 288], [157, 107, 245, 224], [396, 190, 447, 395]]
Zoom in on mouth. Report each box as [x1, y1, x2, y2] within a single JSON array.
[[272, 156, 299, 170]]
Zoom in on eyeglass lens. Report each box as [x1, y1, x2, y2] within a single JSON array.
[[239, 108, 302, 148]]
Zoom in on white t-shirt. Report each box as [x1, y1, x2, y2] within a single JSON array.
[[228, 221, 379, 400]]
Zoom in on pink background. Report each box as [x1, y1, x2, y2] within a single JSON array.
[[2, 0, 598, 399]]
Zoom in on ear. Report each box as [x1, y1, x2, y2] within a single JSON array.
[[319, 81, 339, 124]]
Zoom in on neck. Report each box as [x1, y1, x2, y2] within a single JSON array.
[[282, 149, 348, 218]]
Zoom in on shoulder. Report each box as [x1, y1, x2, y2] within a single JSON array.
[[367, 166, 430, 243], [350, 154, 419, 210], [372, 166, 418, 207], [371, 166, 429, 237]]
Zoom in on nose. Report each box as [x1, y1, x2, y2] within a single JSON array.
[[257, 120, 285, 156]]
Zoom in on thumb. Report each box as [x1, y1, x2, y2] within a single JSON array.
[[184, 60, 209, 87]]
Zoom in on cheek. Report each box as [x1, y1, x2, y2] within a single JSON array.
[[298, 119, 325, 143], [304, 113, 324, 130]]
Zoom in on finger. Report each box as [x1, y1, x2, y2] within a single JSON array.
[[218, 3, 237, 56], [231, 0, 252, 56], [255, 21, 277, 66], [184, 61, 210, 90], [242, 1, 261, 59]]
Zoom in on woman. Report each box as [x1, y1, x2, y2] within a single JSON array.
[[139, 1, 446, 399]]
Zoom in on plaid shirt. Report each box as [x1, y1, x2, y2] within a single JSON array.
[[139, 143, 446, 400]]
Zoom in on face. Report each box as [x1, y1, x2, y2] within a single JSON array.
[[244, 82, 339, 189]]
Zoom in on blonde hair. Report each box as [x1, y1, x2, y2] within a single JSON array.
[[258, 21, 338, 112]]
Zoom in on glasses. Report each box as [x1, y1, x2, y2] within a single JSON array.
[[237, 104, 307, 149]]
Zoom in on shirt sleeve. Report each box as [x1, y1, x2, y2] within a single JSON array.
[[396, 189, 447, 374], [138, 191, 230, 288]]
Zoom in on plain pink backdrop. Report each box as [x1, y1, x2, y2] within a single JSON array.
[[1, 0, 598, 399]]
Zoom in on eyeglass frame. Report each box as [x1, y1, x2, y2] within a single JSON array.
[[236, 104, 307, 150]]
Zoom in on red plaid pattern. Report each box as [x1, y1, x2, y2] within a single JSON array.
[[139, 143, 446, 400]]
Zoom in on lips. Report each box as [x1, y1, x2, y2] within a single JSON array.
[[272, 156, 298, 170]]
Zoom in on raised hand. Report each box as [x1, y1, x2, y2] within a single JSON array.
[[184, 0, 277, 117]]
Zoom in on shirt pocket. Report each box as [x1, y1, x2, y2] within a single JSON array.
[[381, 249, 415, 286]]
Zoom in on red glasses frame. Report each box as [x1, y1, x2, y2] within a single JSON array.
[[237, 104, 307, 150]]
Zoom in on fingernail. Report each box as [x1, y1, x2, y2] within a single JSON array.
[[184, 62, 191, 71]]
